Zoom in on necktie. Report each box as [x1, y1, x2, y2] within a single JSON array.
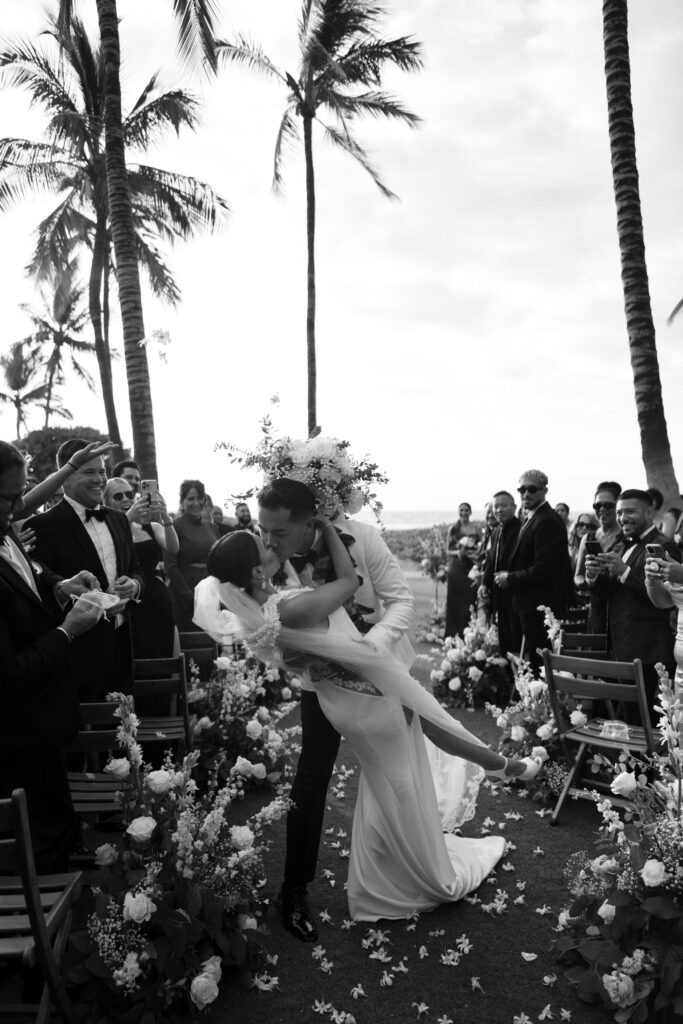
[[85, 507, 108, 522], [290, 549, 320, 575]]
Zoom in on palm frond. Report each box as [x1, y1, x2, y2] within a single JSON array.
[[273, 107, 300, 196], [336, 36, 423, 86], [216, 33, 284, 83], [135, 232, 182, 306], [667, 299, 683, 327], [320, 117, 397, 199], [172, 0, 220, 74], [0, 37, 78, 118], [324, 88, 420, 126], [128, 164, 229, 237], [124, 87, 202, 150], [27, 198, 91, 280], [70, 354, 96, 389]]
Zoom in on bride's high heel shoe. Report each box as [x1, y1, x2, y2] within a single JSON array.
[[485, 756, 541, 782]]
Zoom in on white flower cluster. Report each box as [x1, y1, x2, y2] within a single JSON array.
[[190, 955, 222, 1009]]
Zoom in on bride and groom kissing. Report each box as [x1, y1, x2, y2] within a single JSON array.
[[194, 474, 541, 941]]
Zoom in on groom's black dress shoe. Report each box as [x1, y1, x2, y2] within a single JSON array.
[[280, 886, 318, 943]]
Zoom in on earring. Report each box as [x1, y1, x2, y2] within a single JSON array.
[[260, 579, 267, 591]]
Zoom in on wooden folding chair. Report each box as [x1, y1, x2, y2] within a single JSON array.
[[0, 788, 82, 1024], [542, 650, 656, 825], [67, 703, 120, 819], [559, 631, 609, 660], [132, 656, 192, 753], [557, 605, 589, 634], [178, 630, 219, 684]]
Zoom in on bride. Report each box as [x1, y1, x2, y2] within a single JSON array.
[[194, 518, 539, 922]]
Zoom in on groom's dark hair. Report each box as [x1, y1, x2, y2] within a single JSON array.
[[257, 478, 316, 520]]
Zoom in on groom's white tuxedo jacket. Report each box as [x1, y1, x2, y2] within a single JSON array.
[[285, 518, 416, 690]]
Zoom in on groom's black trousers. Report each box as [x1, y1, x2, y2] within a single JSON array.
[[284, 690, 341, 890]]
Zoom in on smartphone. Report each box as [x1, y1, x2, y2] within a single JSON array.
[[585, 540, 602, 557], [140, 479, 158, 504], [646, 543, 665, 559]]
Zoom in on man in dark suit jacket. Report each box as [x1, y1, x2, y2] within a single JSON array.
[[587, 488, 680, 712], [0, 441, 102, 872], [494, 469, 574, 675], [480, 490, 523, 670], [30, 439, 144, 701]]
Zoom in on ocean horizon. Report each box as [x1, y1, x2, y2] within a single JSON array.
[[379, 510, 483, 531]]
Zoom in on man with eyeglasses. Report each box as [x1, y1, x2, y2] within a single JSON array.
[[493, 469, 574, 674]]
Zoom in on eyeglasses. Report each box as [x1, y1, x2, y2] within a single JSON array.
[[111, 491, 133, 502], [593, 502, 616, 511], [517, 485, 542, 495], [576, 521, 592, 529]]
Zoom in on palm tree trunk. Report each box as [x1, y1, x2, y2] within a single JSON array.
[[96, 0, 158, 478], [43, 360, 56, 429], [602, 0, 679, 502], [303, 112, 317, 437], [90, 213, 124, 465]]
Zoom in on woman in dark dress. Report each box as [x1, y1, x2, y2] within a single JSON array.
[[164, 479, 220, 632], [103, 478, 178, 657], [445, 502, 482, 638]]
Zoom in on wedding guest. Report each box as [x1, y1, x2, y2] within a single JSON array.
[[112, 459, 141, 496], [103, 479, 178, 658], [480, 491, 523, 673], [0, 440, 103, 872], [445, 502, 481, 637], [211, 505, 232, 536], [644, 551, 683, 689], [574, 481, 622, 630], [30, 440, 144, 700], [586, 488, 680, 713], [497, 470, 574, 675], [647, 487, 666, 532], [568, 512, 599, 572], [228, 501, 258, 534], [555, 503, 571, 533], [661, 498, 683, 544], [164, 479, 219, 631]]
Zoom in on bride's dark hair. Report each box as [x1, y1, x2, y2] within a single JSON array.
[[207, 532, 260, 589]]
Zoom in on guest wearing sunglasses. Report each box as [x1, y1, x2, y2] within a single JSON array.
[[568, 513, 599, 573], [493, 469, 574, 675], [103, 479, 178, 658], [573, 483, 623, 632]]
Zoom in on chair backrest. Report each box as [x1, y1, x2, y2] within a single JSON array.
[[66, 702, 119, 752], [542, 649, 656, 751], [178, 631, 216, 652], [559, 631, 609, 659], [132, 656, 191, 748]]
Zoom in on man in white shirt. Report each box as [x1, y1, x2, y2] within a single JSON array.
[[258, 478, 416, 942]]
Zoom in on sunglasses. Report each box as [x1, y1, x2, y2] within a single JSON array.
[[111, 491, 133, 502], [517, 485, 542, 495], [593, 502, 616, 511], [576, 521, 592, 528]]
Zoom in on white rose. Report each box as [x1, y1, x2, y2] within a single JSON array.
[[602, 970, 635, 1008], [146, 770, 174, 795], [246, 719, 263, 740], [496, 715, 509, 730], [230, 825, 255, 851], [196, 716, 213, 731], [448, 677, 462, 692], [238, 684, 251, 698], [190, 973, 219, 1009], [510, 725, 525, 742], [441, 659, 451, 673], [468, 666, 483, 682], [123, 890, 157, 923], [94, 843, 118, 867], [610, 772, 637, 797], [237, 913, 258, 931], [126, 816, 157, 843], [529, 680, 546, 699], [252, 763, 267, 780], [289, 446, 310, 467], [104, 757, 130, 779], [201, 955, 222, 983], [307, 436, 337, 459], [281, 687, 292, 700], [597, 902, 616, 924], [214, 657, 233, 671], [536, 723, 554, 741], [570, 710, 588, 728], [640, 858, 667, 887], [232, 756, 254, 778], [591, 855, 619, 877], [474, 649, 487, 662], [430, 670, 445, 684], [531, 746, 549, 764]]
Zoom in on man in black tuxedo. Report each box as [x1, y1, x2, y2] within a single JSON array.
[[0, 441, 103, 872], [494, 469, 573, 675], [480, 490, 523, 672], [30, 439, 144, 700], [587, 488, 680, 712]]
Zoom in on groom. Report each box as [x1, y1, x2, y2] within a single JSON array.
[[258, 477, 416, 941]]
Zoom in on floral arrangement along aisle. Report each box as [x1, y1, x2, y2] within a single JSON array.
[[190, 651, 302, 790], [428, 607, 510, 708], [66, 694, 289, 1023], [415, 526, 448, 642], [556, 665, 683, 1023]]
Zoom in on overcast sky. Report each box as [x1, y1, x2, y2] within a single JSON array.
[[1, 0, 683, 516]]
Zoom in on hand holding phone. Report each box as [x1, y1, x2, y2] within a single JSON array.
[[140, 479, 158, 504]]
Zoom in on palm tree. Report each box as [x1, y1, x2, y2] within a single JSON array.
[[0, 8, 228, 468], [602, 0, 679, 500], [55, 0, 221, 477], [21, 259, 96, 428], [218, 0, 422, 435], [0, 340, 71, 439]]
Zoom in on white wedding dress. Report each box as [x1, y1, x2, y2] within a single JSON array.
[[194, 584, 506, 922]]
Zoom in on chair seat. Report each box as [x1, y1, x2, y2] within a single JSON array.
[[563, 718, 649, 752]]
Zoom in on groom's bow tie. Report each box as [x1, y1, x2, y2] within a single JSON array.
[[85, 507, 108, 522], [290, 549, 320, 574]]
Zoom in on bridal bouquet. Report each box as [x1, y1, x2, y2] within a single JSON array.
[[66, 693, 289, 1023], [556, 666, 683, 1022], [218, 416, 389, 522], [429, 607, 509, 708], [190, 652, 302, 790]]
